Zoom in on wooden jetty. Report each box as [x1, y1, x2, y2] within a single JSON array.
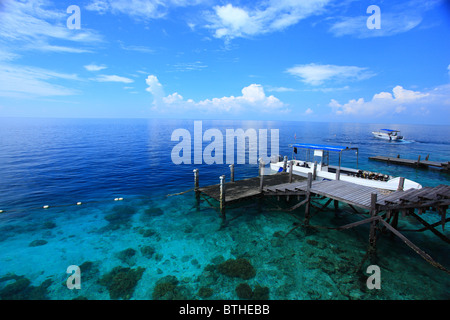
[[369, 154, 450, 171], [198, 173, 305, 204], [190, 162, 450, 274]]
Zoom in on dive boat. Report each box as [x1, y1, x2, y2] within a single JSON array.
[[372, 129, 403, 141], [270, 143, 422, 191]]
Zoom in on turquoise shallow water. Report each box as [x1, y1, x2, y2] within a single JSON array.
[[0, 118, 449, 300]]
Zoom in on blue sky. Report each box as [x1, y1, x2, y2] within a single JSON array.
[[0, 0, 449, 124]]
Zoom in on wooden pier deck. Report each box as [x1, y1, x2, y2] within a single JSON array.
[[198, 172, 306, 204], [192, 165, 449, 274], [369, 155, 450, 171], [264, 179, 389, 210]]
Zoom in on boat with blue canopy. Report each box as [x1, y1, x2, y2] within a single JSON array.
[[270, 143, 421, 191], [372, 129, 404, 141]]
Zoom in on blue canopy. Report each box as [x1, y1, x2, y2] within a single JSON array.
[[380, 129, 400, 132], [289, 143, 351, 152]]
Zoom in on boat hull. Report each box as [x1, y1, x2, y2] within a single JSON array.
[[270, 160, 422, 191], [372, 132, 403, 141]]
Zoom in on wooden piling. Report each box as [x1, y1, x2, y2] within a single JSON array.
[[193, 169, 200, 211], [397, 177, 405, 191], [283, 156, 288, 172], [219, 175, 226, 223], [259, 159, 265, 192], [229, 164, 234, 182], [289, 160, 294, 183], [368, 193, 378, 255], [303, 172, 313, 225], [313, 161, 317, 180], [336, 167, 341, 181]]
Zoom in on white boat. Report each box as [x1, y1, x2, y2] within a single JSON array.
[[270, 143, 422, 191], [372, 129, 403, 141]]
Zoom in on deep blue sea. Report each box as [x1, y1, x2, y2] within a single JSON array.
[[0, 118, 449, 300]]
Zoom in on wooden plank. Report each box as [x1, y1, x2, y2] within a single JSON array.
[[418, 185, 449, 200], [199, 172, 306, 203], [437, 186, 450, 198], [379, 190, 411, 204], [398, 187, 433, 203]]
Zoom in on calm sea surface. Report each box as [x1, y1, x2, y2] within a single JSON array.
[[0, 118, 449, 300]]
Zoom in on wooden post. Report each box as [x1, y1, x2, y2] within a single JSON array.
[[426, 154, 429, 161], [335, 167, 340, 181], [229, 164, 234, 182], [219, 175, 226, 224], [304, 172, 313, 225], [193, 169, 200, 211], [416, 155, 421, 167], [259, 159, 265, 192], [313, 161, 317, 180], [391, 210, 399, 230], [368, 193, 378, 256], [258, 159, 262, 177], [397, 177, 405, 191], [289, 160, 294, 183], [283, 156, 288, 172]]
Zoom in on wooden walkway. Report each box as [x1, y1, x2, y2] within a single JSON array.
[[265, 180, 388, 210], [263, 176, 450, 274], [192, 166, 449, 274], [369, 155, 450, 171], [198, 172, 305, 204], [265, 179, 450, 211]]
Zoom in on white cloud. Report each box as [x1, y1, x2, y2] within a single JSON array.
[[119, 41, 155, 54], [0, 63, 79, 97], [85, 0, 205, 19], [145, 75, 165, 101], [145, 75, 289, 114], [84, 64, 107, 72], [205, 0, 330, 41], [0, 0, 102, 53], [329, 14, 422, 38], [85, 0, 110, 14], [95, 75, 134, 83], [392, 85, 429, 101], [328, 1, 440, 38], [169, 61, 207, 72], [328, 85, 446, 118], [266, 86, 297, 93], [286, 63, 374, 86], [305, 108, 314, 115], [448, 64, 450, 76], [0, 48, 19, 62]]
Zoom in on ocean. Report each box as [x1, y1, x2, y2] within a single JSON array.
[[0, 117, 449, 300]]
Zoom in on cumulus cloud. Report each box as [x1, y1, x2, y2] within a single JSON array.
[[205, 0, 330, 41], [145, 75, 289, 114], [286, 63, 374, 86], [328, 85, 448, 119], [304, 108, 314, 115]]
